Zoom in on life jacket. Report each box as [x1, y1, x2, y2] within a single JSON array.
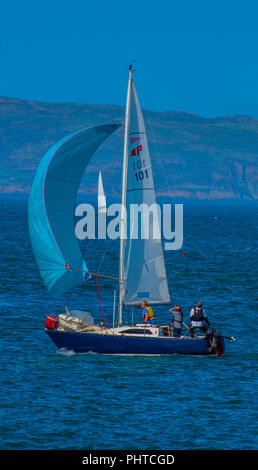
[[191, 307, 205, 322], [143, 306, 155, 320]]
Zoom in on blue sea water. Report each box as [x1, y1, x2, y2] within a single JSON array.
[[0, 196, 257, 450]]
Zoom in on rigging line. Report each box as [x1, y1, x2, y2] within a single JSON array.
[[96, 127, 124, 275], [90, 272, 118, 281], [96, 250, 108, 277], [67, 265, 118, 280], [94, 273, 109, 328], [105, 126, 124, 189]]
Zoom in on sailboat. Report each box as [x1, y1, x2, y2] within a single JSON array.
[[28, 66, 228, 355], [98, 170, 107, 214]]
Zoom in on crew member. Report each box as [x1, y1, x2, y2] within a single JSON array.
[[141, 300, 156, 325], [189, 301, 210, 337], [169, 305, 183, 337]]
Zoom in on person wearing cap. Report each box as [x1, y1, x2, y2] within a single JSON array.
[[169, 305, 183, 337], [189, 301, 210, 337]]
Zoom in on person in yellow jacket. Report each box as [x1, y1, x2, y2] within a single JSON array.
[[141, 300, 156, 325]]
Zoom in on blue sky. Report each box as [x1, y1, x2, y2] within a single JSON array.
[[1, 0, 258, 117]]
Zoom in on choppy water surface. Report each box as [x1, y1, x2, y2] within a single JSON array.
[[0, 197, 257, 449]]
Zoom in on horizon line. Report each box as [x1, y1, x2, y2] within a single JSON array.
[[0, 95, 257, 121]]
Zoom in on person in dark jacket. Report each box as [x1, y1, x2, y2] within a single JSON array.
[[189, 301, 210, 337], [169, 305, 183, 337]]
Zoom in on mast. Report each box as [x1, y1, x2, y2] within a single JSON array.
[[118, 65, 133, 325]]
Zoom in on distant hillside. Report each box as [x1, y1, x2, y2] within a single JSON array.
[[0, 96, 257, 200]]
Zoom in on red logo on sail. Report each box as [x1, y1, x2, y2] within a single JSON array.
[[130, 137, 142, 144], [131, 145, 142, 156]]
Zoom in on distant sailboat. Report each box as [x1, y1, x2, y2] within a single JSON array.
[[98, 170, 107, 214], [28, 66, 230, 356]]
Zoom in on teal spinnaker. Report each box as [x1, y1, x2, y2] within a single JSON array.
[[28, 124, 120, 296]]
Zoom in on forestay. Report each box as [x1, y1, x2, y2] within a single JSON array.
[[122, 80, 170, 305]]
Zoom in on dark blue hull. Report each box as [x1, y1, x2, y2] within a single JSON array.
[[45, 329, 224, 356]]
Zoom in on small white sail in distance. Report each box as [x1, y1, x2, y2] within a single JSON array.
[[98, 170, 107, 213]]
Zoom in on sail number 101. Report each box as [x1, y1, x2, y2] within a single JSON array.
[[133, 159, 149, 182]]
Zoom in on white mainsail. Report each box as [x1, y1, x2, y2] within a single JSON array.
[[119, 67, 170, 321], [98, 170, 107, 213]]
